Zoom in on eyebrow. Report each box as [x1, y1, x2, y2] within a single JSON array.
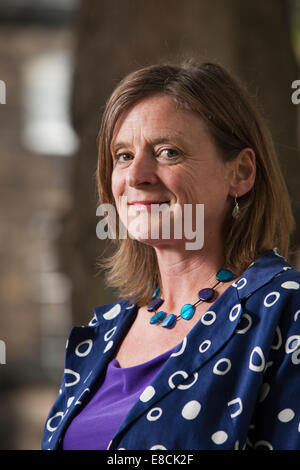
[[110, 134, 187, 153]]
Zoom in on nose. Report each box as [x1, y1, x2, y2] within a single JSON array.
[[126, 152, 158, 187]]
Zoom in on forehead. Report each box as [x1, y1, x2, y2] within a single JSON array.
[[110, 94, 206, 148]]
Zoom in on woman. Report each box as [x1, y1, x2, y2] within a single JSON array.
[[42, 61, 300, 450]]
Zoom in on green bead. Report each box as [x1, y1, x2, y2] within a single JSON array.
[[216, 269, 235, 282]]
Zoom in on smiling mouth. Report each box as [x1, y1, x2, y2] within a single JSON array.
[[130, 201, 170, 205], [129, 201, 170, 211]]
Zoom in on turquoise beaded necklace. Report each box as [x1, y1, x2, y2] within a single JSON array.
[[147, 269, 235, 329]]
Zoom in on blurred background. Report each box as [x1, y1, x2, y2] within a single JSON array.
[[0, 0, 299, 450]]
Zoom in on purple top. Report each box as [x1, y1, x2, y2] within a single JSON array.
[[62, 346, 176, 450]]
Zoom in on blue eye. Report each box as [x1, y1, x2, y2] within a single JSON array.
[[113, 148, 180, 165], [159, 148, 179, 159]]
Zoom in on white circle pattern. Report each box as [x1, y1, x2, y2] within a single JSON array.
[[104, 340, 114, 353], [263, 292, 280, 307], [285, 335, 300, 353], [64, 369, 80, 387], [281, 281, 300, 290], [168, 370, 188, 389], [254, 440, 273, 450], [213, 358, 231, 375], [46, 412, 64, 432], [170, 337, 187, 357], [104, 327, 117, 341], [232, 278, 247, 289], [249, 346, 265, 372], [140, 386, 156, 402], [103, 303, 121, 320], [271, 326, 282, 350], [75, 339, 93, 357], [235, 314, 252, 334], [227, 397, 243, 418], [181, 400, 201, 420], [292, 348, 300, 365], [278, 408, 295, 423], [211, 430, 228, 445], [294, 310, 300, 322], [177, 372, 198, 390], [75, 388, 90, 406], [147, 407, 162, 421], [201, 311, 216, 325], [67, 396, 75, 407], [42, 252, 300, 451], [229, 304, 241, 322], [88, 314, 98, 326], [199, 340, 211, 353]]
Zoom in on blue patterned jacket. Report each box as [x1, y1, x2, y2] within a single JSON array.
[[42, 249, 300, 450]]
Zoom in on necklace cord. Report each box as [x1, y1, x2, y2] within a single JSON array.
[[148, 269, 235, 328]]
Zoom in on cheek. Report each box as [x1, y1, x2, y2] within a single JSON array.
[[172, 163, 228, 207], [168, 167, 201, 202], [111, 171, 122, 201]]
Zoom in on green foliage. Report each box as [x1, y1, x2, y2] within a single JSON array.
[[290, 0, 300, 65]]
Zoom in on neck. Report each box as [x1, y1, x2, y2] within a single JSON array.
[[154, 243, 225, 312]]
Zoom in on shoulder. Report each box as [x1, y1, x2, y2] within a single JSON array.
[[236, 264, 300, 367], [241, 265, 300, 328], [231, 250, 300, 343], [233, 248, 300, 307], [64, 298, 136, 358], [87, 298, 135, 327], [245, 267, 300, 449], [270, 266, 300, 301], [245, 266, 300, 310]]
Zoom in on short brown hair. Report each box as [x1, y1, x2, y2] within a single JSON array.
[[96, 60, 295, 305]]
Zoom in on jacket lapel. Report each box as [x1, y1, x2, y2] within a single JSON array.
[[108, 285, 243, 449], [108, 249, 292, 449], [48, 299, 139, 449]]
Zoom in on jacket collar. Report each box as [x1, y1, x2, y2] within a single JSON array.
[[105, 249, 293, 449], [108, 285, 242, 449], [233, 248, 292, 300]]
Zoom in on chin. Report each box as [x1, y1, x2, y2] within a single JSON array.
[[129, 232, 159, 245], [130, 234, 178, 250]]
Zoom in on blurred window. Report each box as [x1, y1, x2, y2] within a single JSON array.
[[22, 50, 79, 156]]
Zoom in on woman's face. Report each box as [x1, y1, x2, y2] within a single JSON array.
[[110, 94, 234, 249]]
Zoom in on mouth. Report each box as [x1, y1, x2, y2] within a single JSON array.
[[130, 200, 170, 204], [129, 201, 170, 211]]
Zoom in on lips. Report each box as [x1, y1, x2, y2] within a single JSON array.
[[130, 200, 170, 205], [129, 200, 169, 205], [129, 200, 170, 211]]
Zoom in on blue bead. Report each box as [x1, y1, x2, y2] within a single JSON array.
[[180, 304, 195, 320], [147, 297, 164, 312], [150, 311, 166, 324], [161, 314, 177, 328], [216, 269, 235, 282], [198, 288, 215, 301]]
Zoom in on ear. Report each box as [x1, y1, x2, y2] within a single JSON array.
[[228, 148, 256, 198]]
